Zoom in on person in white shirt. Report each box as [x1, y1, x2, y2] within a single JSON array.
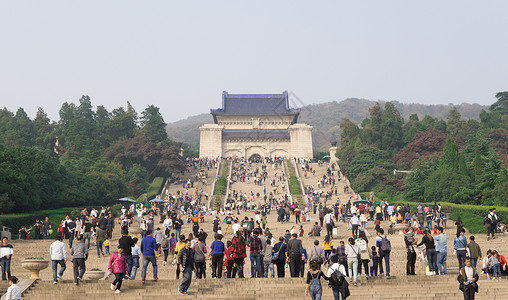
[[327, 255, 348, 300], [163, 216, 172, 234], [345, 237, 361, 286], [232, 220, 241, 235], [5, 276, 21, 300], [49, 236, 67, 284], [349, 214, 360, 239], [323, 211, 336, 238]]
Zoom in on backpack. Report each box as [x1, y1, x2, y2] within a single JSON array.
[[161, 237, 169, 249], [380, 236, 391, 251], [329, 268, 345, 287]]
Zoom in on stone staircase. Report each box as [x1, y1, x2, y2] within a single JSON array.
[[227, 160, 288, 206], [6, 161, 507, 299]]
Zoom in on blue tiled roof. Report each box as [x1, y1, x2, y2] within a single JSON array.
[[211, 91, 300, 117], [222, 129, 290, 139]]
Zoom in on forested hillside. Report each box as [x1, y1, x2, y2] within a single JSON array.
[[337, 92, 508, 206], [166, 98, 488, 152], [0, 96, 186, 213]]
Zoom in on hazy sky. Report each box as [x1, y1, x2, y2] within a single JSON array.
[[1, 1, 507, 123]]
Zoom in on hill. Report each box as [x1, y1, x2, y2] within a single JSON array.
[[166, 98, 488, 151]]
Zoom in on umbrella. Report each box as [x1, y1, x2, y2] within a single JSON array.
[[353, 199, 371, 206], [115, 197, 137, 203], [149, 198, 165, 203]]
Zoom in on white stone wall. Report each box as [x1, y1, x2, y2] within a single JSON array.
[[216, 115, 295, 130], [289, 124, 313, 159], [199, 124, 223, 158], [200, 116, 313, 159]]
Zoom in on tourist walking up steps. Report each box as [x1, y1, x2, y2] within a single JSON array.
[[71, 235, 88, 285], [328, 255, 349, 300], [108, 246, 127, 294], [375, 228, 391, 279], [305, 260, 329, 300], [140, 230, 158, 283], [50, 236, 67, 284], [454, 229, 468, 270], [178, 239, 195, 295], [287, 233, 304, 278], [345, 237, 360, 286]]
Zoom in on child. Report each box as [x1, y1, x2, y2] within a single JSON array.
[[5, 276, 20, 300], [104, 239, 111, 254], [370, 246, 379, 277], [169, 233, 177, 264], [374, 219, 381, 232], [131, 238, 141, 280], [108, 246, 127, 293], [299, 225, 304, 237]]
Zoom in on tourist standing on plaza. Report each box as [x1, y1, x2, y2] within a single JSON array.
[[178, 239, 195, 295], [50, 236, 67, 284], [375, 228, 391, 279], [209, 234, 225, 278], [140, 230, 158, 283], [454, 229, 468, 270], [434, 227, 448, 275], [119, 229, 135, 279], [71, 235, 88, 285], [457, 257, 479, 300], [417, 230, 437, 275], [272, 236, 287, 278], [108, 246, 127, 294], [0, 237, 13, 281], [287, 233, 304, 278], [305, 260, 329, 300], [43, 217, 51, 239]]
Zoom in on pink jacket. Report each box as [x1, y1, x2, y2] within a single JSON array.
[[108, 252, 128, 274]]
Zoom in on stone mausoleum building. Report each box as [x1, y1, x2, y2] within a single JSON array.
[[199, 91, 313, 159]]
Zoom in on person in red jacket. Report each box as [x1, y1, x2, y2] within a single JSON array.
[[108, 246, 128, 293], [231, 229, 246, 278]]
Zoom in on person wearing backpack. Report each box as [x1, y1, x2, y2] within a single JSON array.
[[305, 260, 330, 300], [161, 234, 170, 265], [327, 255, 350, 300], [309, 240, 325, 268], [375, 228, 391, 279]]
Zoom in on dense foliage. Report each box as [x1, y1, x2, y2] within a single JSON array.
[[0, 96, 186, 213], [338, 93, 508, 207]]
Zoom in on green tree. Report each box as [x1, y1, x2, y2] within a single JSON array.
[[490, 91, 508, 115], [380, 102, 404, 152], [140, 105, 167, 143], [33, 108, 56, 150]]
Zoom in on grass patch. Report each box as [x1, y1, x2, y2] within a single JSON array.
[[450, 211, 485, 234], [137, 177, 164, 202], [214, 160, 229, 197], [1, 204, 123, 239], [286, 160, 302, 195]]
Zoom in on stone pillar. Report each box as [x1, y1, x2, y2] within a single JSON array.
[[199, 124, 223, 158], [289, 124, 313, 159], [329, 146, 338, 163]]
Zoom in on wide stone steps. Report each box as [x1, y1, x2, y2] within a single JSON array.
[[21, 277, 508, 300]]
